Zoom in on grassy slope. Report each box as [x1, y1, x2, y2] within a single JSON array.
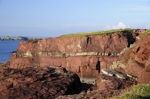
[[143, 30, 150, 35], [116, 84, 150, 99], [60, 28, 132, 38]]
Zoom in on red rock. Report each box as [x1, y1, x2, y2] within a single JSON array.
[[0, 66, 81, 99], [4, 29, 146, 99], [56, 73, 136, 99], [17, 32, 129, 54], [138, 71, 150, 84], [145, 61, 150, 71], [96, 74, 135, 91], [119, 34, 150, 84], [8, 29, 145, 82], [9, 55, 32, 69], [125, 60, 144, 77]]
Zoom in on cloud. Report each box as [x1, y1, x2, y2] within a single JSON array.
[[106, 22, 130, 29]]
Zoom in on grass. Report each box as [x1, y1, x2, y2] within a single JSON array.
[[61, 28, 133, 38], [116, 84, 150, 99], [143, 30, 150, 35]]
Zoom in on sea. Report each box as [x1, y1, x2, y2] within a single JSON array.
[[0, 40, 21, 62]]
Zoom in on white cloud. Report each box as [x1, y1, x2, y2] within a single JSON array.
[[106, 22, 130, 29]]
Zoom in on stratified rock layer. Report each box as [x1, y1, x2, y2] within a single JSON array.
[[0, 66, 81, 99], [1, 29, 150, 99], [8, 29, 145, 80]]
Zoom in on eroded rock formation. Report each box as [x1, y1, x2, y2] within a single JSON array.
[[0, 66, 81, 99], [8, 29, 145, 82], [113, 34, 150, 84], [1, 29, 150, 98], [56, 73, 136, 99]]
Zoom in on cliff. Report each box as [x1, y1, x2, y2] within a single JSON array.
[[1, 29, 150, 98], [8, 29, 146, 82], [112, 30, 150, 84], [0, 36, 29, 41]]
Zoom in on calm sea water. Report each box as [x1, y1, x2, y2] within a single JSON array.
[[0, 41, 21, 62]]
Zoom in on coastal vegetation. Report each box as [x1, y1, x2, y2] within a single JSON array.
[[111, 84, 150, 99], [61, 28, 133, 38], [143, 30, 150, 35]]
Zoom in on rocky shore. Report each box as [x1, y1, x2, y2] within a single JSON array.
[[0, 29, 150, 98]]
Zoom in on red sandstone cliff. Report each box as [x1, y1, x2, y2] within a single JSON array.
[[8, 29, 145, 81], [113, 33, 150, 84], [1, 29, 150, 98]]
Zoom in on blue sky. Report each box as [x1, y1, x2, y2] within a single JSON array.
[[0, 0, 150, 37]]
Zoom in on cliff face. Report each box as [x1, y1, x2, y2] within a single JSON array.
[[17, 30, 137, 54], [8, 29, 145, 81], [114, 33, 150, 84], [2, 29, 150, 99]]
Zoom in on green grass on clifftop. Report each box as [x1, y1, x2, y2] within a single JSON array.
[[117, 84, 150, 99], [61, 28, 132, 38], [143, 30, 150, 35]]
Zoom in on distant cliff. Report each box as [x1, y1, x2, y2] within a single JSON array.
[[16, 36, 28, 41], [0, 36, 29, 41]]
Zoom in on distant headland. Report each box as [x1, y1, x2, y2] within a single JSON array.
[[0, 36, 35, 41]]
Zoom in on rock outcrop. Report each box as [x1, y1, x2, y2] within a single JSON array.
[[8, 29, 145, 82], [0, 66, 81, 99], [113, 33, 150, 84], [3, 36, 14, 40], [1, 29, 150, 98], [57, 73, 136, 99], [16, 36, 28, 41]]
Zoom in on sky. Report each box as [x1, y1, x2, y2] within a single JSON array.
[[0, 0, 150, 37]]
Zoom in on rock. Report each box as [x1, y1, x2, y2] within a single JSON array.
[[56, 73, 136, 99], [138, 71, 150, 84], [118, 34, 150, 84], [7, 29, 145, 82], [96, 74, 136, 91], [0, 62, 10, 68], [0, 62, 5, 67], [16, 36, 28, 41], [0, 66, 81, 99], [2, 29, 147, 99], [9, 54, 118, 79], [3, 36, 14, 40], [16, 30, 141, 54], [126, 60, 144, 78], [101, 69, 127, 79]]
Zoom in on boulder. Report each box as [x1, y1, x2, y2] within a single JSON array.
[[0, 66, 81, 99], [96, 74, 135, 91], [56, 73, 136, 99]]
